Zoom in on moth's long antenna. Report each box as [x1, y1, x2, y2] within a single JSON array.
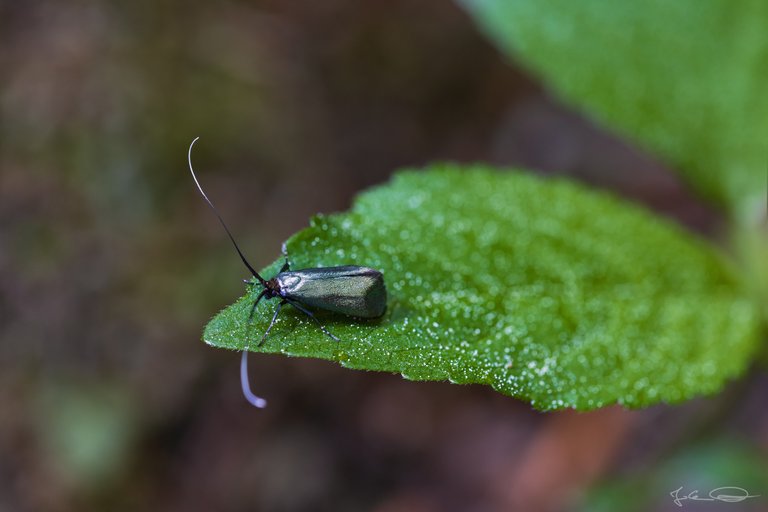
[[241, 351, 267, 408], [188, 137, 266, 285]]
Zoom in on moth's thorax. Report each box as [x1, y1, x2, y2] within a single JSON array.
[[275, 273, 301, 297], [265, 277, 282, 298]]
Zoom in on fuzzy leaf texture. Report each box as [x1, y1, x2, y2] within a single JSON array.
[[460, 0, 768, 222], [203, 168, 762, 410]]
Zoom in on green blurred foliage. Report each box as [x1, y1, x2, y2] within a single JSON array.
[[35, 381, 140, 489], [581, 438, 768, 511], [461, 0, 768, 222]]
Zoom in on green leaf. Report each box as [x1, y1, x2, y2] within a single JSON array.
[[460, 0, 768, 221], [203, 167, 761, 410]]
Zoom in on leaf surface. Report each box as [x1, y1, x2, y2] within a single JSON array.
[[204, 167, 761, 410]]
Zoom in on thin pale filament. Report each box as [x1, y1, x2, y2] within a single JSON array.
[[240, 351, 267, 408]]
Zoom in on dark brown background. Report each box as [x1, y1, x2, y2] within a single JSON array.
[[1, 1, 765, 511]]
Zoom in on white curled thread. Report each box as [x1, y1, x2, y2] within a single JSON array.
[[241, 351, 267, 408]]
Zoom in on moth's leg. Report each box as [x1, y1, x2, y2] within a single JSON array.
[[258, 299, 286, 347], [285, 298, 340, 342], [280, 242, 291, 272], [247, 289, 267, 324]]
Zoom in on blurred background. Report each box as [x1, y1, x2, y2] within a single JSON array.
[[1, 1, 766, 511]]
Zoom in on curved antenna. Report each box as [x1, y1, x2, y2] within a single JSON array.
[[188, 137, 265, 285], [241, 351, 267, 408]]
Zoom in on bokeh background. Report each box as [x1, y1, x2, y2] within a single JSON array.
[[1, 2, 766, 511]]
